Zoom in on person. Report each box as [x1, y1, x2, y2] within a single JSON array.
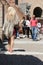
[[26, 16, 32, 38], [37, 21, 41, 40], [3, 6, 19, 52], [41, 25, 43, 34], [37, 21, 41, 32], [30, 15, 38, 41], [20, 17, 27, 38], [14, 22, 19, 39]]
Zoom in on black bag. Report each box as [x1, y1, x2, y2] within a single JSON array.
[[22, 20, 26, 26], [14, 24, 19, 30]]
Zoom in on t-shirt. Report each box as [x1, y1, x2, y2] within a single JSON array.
[[26, 20, 30, 27], [30, 19, 38, 27]]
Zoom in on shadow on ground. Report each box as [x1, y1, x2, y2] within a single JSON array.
[[0, 54, 43, 65], [14, 49, 25, 51]]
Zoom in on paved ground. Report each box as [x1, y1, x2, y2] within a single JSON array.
[[0, 34, 43, 65], [4, 34, 43, 52]]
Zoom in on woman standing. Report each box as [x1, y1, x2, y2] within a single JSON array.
[[3, 6, 19, 52], [30, 15, 38, 41], [26, 16, 32, 38]]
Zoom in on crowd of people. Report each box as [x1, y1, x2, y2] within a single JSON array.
[[15, 15, 41, 41], [2, 6, 42, 52]]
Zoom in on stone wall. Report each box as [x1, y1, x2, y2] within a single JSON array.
[[18, 0, 43, 17]]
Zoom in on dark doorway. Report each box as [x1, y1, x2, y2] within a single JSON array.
[[33, 7, 42, 17], [15, 0, 18, 5]]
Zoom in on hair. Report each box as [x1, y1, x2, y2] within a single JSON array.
[[26, 15, 30, 20], [22, 17, 25, 19], [7, 6, 16, 21]]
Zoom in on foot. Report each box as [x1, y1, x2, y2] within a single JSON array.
[[9, 47, 13, 53]]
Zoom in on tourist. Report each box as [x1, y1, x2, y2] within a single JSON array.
[[26, 15, 32, 38], [30, 15, 38, 41], [3, 6, 19, 52]]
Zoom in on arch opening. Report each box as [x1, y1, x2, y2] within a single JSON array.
[[33, 7, 42, 17]]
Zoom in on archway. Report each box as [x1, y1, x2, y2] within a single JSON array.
[[33, 7, 42, 17]]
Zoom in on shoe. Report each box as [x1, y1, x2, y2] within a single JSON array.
[[33, 39, 39, 41], [17, 37, 20, 39], [23, 35, 26, 38]]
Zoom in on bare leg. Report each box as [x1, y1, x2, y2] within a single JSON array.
[[9, 35, 14, 52]]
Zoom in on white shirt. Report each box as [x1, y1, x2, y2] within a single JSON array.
[[26, 20, 30, 27]]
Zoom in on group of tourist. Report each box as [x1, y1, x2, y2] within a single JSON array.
[[19, 15, 41, 40]]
